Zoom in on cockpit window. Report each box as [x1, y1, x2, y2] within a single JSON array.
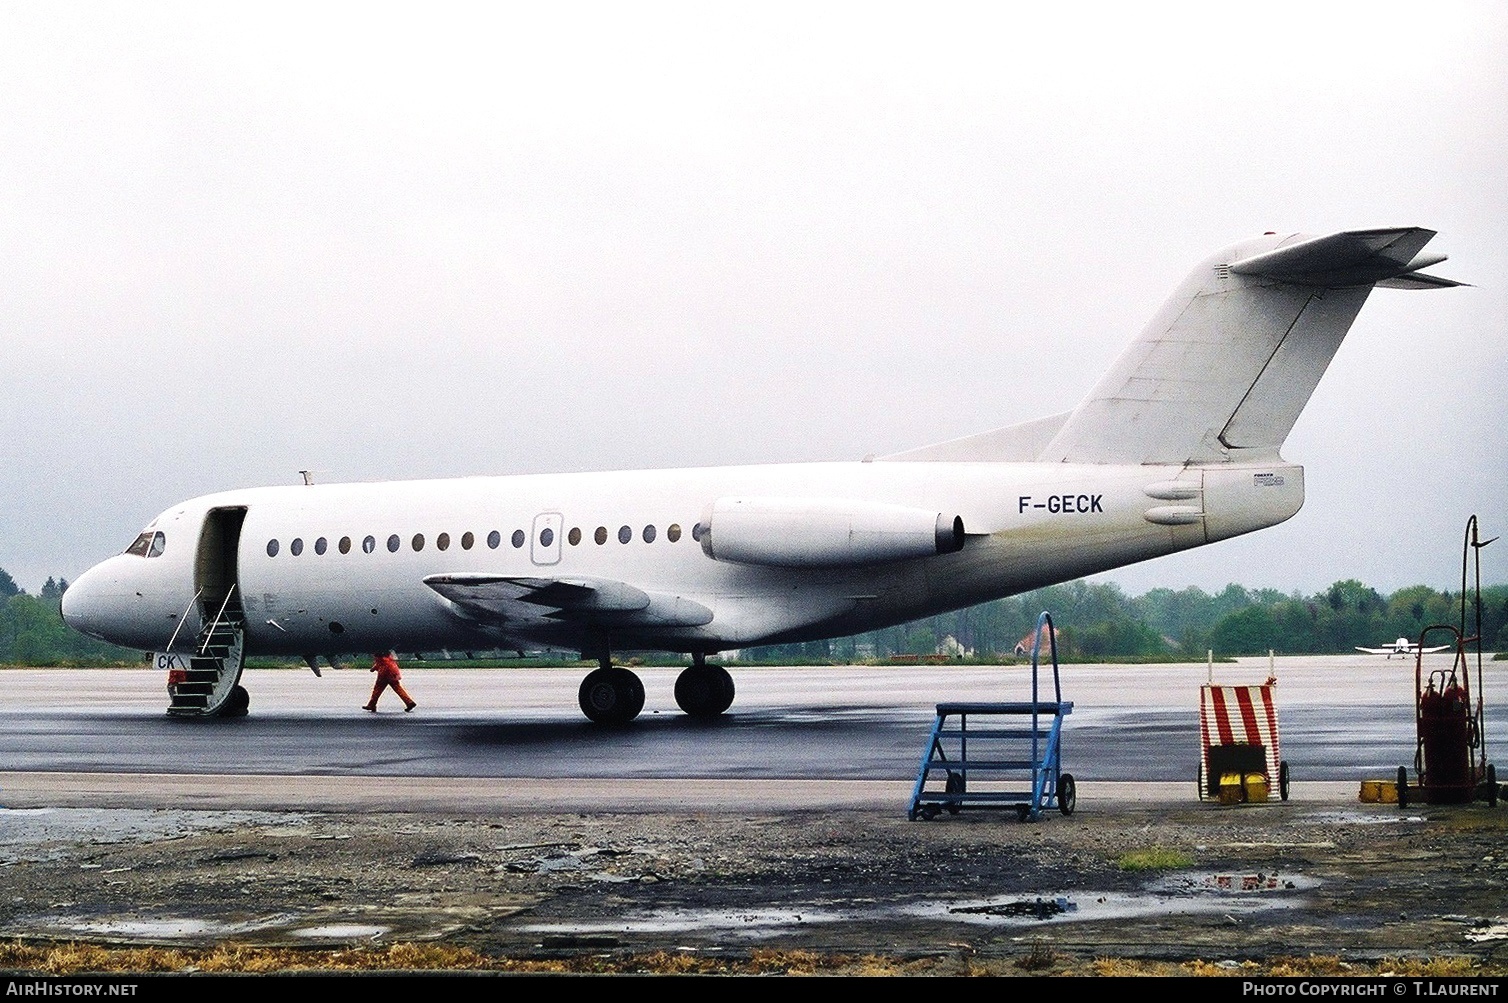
[[124, 531, 166, 558]]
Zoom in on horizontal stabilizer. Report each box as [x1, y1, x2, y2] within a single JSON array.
[[1230, 228, 1459, 288], [1376, 271, 1465, 290]]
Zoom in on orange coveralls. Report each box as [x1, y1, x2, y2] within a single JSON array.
[[364, 653, 416, 711]]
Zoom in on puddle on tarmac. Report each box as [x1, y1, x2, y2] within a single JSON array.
[[24, 914, 391, 942], [1304, 810, 1427, 826], [1465, 921, 1508, 943], [291, 924, 390, 939], [47, 915, 295, 939], [520, 905, 868, 939], [910, 874, 1316, 928], [519, 871, 1319, 940]]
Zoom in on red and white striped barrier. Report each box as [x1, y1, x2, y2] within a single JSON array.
[[1200, 683, 1281, 796]]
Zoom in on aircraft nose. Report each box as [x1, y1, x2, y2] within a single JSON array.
[[60, 563, 110, 640]]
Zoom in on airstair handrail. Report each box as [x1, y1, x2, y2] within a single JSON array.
[[197, 585, 238, 657], [163, 588, 204, 654]]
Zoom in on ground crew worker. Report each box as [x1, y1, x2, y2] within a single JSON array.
[[363, 651, 416, 712]]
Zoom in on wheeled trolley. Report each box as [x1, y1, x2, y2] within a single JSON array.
[[1395, 517, 1500, 809], [1198, 675, 1289, 804], [1396, 624, 1498, 808], [908, 612, 1075, 821]]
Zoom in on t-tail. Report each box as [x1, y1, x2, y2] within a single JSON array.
[[890, 228, 1461, 467]]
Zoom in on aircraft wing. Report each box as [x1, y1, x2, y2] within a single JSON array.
[[1419, 644, 1452, 654], [1355, 646, 1394, 654], [424, 573, 714, 628]]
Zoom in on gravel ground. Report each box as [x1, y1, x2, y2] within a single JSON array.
[[3, 798, 1507, 975]]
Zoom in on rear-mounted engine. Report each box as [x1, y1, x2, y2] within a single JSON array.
[[699, 497, 965, 568]]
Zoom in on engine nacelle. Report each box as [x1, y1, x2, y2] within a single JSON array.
[[699, 497, 965, 568]]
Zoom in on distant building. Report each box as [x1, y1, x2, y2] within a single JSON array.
[[937, 635, 972, 659], [1013, 623, 1061, 657]]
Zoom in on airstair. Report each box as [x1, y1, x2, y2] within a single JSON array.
[[165, 587, 248, 717], [908, 611, 1075, 821]]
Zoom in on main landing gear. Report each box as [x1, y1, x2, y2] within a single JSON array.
[[578, 661, 645, 725], [674, 653, 735, 719], [576, 653, 735, 724]]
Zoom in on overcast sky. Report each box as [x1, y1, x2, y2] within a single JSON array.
[[2, 2, 1504, 598]]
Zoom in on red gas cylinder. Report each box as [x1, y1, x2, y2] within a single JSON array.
[[1421, 680, 1471, 802]]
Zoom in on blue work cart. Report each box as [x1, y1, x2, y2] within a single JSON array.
[[908, 612, 1075, 821]]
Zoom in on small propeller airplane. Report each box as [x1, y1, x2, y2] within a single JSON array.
[[1355, 638, 1452, 658]]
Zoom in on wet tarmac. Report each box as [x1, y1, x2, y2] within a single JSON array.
[[2, 657, 1506, 971], [4, 654, 1499, 782]]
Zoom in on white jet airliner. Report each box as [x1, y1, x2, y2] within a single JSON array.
[[62, 228, 1460, 723]]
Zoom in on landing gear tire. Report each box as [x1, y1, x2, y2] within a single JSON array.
[[1279, 760, 1291, 802], [218, 685, 250, 718], [1486, 764, 1498, 807], [673, 664, 735, 718], [1058, 773, 1077, 816], [578, 667, 645, 725], [1397, 765, 1409, 809]]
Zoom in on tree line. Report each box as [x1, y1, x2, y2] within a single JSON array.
[[2, 564, 1504, 666], [745, 578, 1508, 663], [0, 570, 141, 664]]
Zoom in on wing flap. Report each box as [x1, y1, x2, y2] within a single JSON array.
[[424, 573, 712, 628]]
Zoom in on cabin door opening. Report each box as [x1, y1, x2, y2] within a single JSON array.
[[195, 507, 247, 624]]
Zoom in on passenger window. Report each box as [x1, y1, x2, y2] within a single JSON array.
[[437, 533, 450, 551], [339, 536, 352, 554], [266, 539, 280, 557], [642, 525, 656, 543], [487, 530, 501, 549], [595, 526, 607, 545], [461, 531, 474, 550], [315, 537, 328, 555], [363, 536, 376, 554], [618, 525, 632, 544], [540, 527, 554, 547], [291, 538, 304, 556], [387, 534, 400, 553], [667, 524, 681, 542], [125, 532, 153, 557], [147, 532, 166, 558], [412, 533, 425, 552], [692, 523, 703, 542], [511, 529, 525, 548], [568, 527, 581, 546]]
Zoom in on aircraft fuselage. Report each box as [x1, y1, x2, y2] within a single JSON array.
[[64, 457, 1304, 659]]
